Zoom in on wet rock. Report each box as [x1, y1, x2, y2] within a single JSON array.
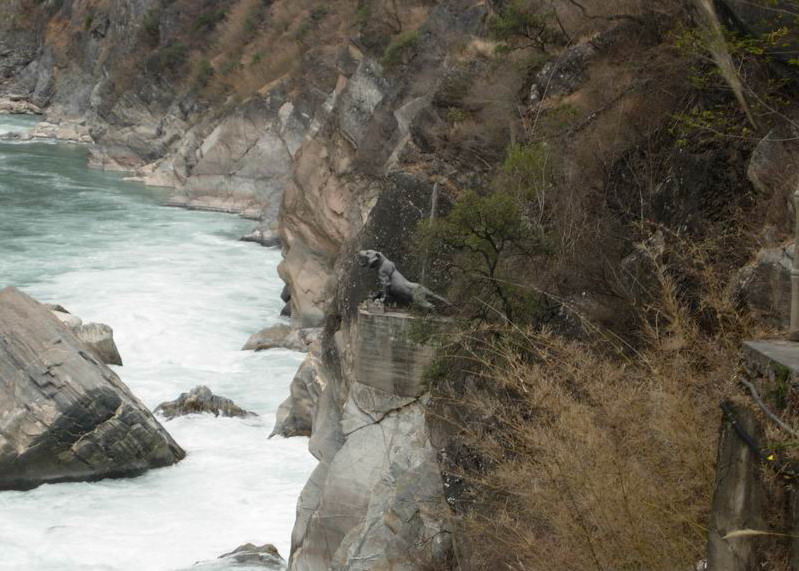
[[218, 543, 285, 569], [241, 324, 304, 352], [155, 385, 255, 420], [0, 287, 185, 491], [240, 228, 281, 248], [188, 543, 286, 570]]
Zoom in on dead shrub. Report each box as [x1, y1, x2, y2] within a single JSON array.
[[429, 230, 762, 570]]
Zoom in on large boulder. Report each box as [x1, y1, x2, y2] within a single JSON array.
[[217, 543, 285, 569], [0, 287, 185, 491], [190, 543, 286, 570], [155, 385, 255, 420]]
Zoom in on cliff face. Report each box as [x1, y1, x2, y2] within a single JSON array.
[[7, 0, 799, 568], [1, 0, 486, 567]]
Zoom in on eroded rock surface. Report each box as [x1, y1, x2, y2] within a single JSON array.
[[271, 354, 323, 438], [155, 385, 255, 420], [242, 324, 306, 352], [46, 304, 123, 366], [0, 287, 184, 491], [289, 310, 450, 571]]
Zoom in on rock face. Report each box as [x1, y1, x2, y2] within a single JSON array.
[[46, 304, 124, 366], [155, 385, 254, 420], [271, 354, 323, 438], [74, 323, 123, 366], [289, 309, 449, 571], [0, 287, 185, 491], [734, 243, 792, 327], [242, 324, 305, 352]]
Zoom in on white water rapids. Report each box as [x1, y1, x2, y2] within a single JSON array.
[[0, 116, 316, 570]]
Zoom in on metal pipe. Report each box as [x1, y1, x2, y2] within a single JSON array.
[[791, 190, 799, 341]]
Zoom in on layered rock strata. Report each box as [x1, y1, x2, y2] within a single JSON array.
[[289, 308, 449, 571], [0, 287, 184, 491]]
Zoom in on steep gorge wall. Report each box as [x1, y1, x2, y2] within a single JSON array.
[[0, 1, 488, 568]]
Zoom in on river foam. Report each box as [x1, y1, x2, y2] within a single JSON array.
[[0, 117, 315, 570]]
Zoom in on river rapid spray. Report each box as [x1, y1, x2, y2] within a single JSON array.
[[0, 116, 316, 570]]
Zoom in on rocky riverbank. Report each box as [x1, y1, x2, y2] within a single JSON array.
[[0, 287, 184, 490]]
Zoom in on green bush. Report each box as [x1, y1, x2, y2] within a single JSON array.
[[382, 30, 420, 67], [194, 9, 226, 32], [417, 190, 544, 323], [501, 142, 553, 200], [195, 58, 215, 89], [141, 7, 161, 46], [488, 0, 560, 52]]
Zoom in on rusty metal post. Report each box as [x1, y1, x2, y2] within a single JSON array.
[[791, 190, 799, 341]]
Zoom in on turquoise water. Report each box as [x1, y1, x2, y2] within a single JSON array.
[[0, 117, 315, 570]]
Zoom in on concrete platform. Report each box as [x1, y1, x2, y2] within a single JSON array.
[[743, 339, 799, 380]]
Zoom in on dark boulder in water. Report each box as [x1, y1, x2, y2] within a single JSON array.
[[190, 543, 286, 570], [0, 287, 185, 491], [218, 543, 285, 568], [155, 385, 255, 420]]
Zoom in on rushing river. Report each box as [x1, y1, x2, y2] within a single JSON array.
[[0, 116, 316, 570]]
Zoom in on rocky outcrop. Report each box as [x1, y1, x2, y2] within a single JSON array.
[[242, 324, 305, 352], [74, 323, 124, 366], [47, 304, 123, 366], [0, 287, 184, 491], [289, 309, 449, 571], [160, 92, 311, 221], [155, 385, 254, 420], [271, 354, 323, 438], [240, 225, 281, 248], [191, 543, 286, 570], [734, 243, 792, 328]]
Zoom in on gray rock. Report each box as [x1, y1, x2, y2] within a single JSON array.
[[240, 228, 281, 248], [155, 386, 255, 420], [241, 324, 304, 352], [270, 355, 323, 438], [188, 543, 286, 570], [75, 322, 123, 366], [289, 310, 449, 571], [218, 543, 285, 569], [46, 304, 123, 366], [51, 309, 83, 329], [734, 243, 792, 327], [0, 287, 185, 491]]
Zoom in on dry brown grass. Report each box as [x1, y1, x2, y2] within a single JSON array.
[[430, 231, 762, 570]]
